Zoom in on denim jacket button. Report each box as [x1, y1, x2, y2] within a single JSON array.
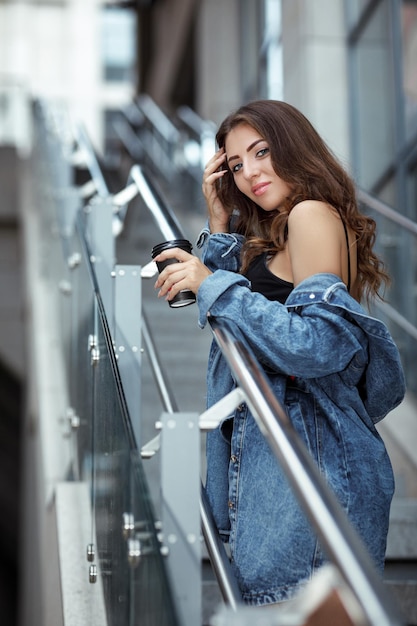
[[228, 500, 234, 509], [230, 454, 238, 463]]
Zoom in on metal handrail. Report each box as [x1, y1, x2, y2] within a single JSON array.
[[135, 94, 181, 144], [128, 165, 184, 240], [357, 187, 417, 342], [176, 105, 217, 139], [72, 122, 110, 197], [209, 316, 403, 626], [375, 300, 417, 342], [357, 187, 417, 235]]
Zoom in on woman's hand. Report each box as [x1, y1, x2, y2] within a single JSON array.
[[202, 148, 230, 232], [154, 248, 212, 303]]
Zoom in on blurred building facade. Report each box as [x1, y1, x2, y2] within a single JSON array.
[[0, 0, 416, 624]]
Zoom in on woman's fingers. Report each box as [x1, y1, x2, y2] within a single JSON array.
[[204, 147, 226, 173], [203, 148, 226, 182], [154, 250, 211, 300], [155, 247, 191, 264], [202, 149, 230, 231]]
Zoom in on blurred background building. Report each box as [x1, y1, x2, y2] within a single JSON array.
[[0, 1, 416, 625]]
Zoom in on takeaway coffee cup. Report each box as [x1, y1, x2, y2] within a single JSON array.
[[151, 239, 196, 308]]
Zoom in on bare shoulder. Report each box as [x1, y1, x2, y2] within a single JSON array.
[[286, 200, 347, 286], [287, 200, 341, 245], [288, 200, 338, 227]]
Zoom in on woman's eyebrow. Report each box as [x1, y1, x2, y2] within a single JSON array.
[[227, 139, 264, 164]]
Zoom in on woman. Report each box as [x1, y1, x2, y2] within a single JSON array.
[[154, 100, 405, 606]]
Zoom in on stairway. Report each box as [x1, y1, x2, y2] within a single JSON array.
[[385, 499, 417, 625], [380, 404, 417, 625]]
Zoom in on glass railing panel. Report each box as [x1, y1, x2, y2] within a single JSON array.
[[91, 297, 133, 625], [129, 451, 180, 626], [58, 212, 178, 624], [90, 292, 179, 626], [68, 226, 95, 482], [32, 103, 181, 624]]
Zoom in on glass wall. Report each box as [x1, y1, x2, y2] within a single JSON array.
[[346, 0, 417, 203], [348, 0, 396, 190]]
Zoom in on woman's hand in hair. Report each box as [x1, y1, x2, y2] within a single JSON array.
[[202, 148, 229, 233]]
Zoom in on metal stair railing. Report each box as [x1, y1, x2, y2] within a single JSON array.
[[357, 188, 417, 236]]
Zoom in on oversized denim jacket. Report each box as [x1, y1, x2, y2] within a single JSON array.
[[196, 228, 406, 606]]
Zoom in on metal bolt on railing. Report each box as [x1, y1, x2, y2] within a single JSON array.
[[122, 512, 149, 540], [86, 543, 95, 562], [127, 535, 154, 569], [68, 252, 81, 269], [89, 564, 97, 584]]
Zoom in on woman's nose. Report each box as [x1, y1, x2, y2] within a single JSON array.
[[243, 160, 259, 180]]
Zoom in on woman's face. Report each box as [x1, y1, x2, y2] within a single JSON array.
[[224, 123, 292, 211]]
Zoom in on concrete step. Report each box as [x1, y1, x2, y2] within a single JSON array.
[[202, 559, 223, 626], [385, 498, 417, 625]]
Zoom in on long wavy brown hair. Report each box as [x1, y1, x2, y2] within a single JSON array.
[[215, 100, 389, 303]]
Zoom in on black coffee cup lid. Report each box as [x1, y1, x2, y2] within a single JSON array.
[[152, 239, 193, 258]]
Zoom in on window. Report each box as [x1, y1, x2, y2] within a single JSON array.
[[101, 7, 136, 83], [350, 0, 395, 188], [264, 0, 283, 100]]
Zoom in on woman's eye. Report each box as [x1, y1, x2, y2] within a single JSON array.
[[256, 147, 269, 158], [231, 163, 242, 173]]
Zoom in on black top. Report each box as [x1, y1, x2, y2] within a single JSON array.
[[245, 253, 294, 304]]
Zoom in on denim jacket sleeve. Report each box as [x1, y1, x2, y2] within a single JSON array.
[[197, 270, 369, 379], [196, 224, 245, 273]]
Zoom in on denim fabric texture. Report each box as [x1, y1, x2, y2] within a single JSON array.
[[196, 229, 406, 606]]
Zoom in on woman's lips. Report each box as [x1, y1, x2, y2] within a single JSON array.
[[252, 182, 270, 196]]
